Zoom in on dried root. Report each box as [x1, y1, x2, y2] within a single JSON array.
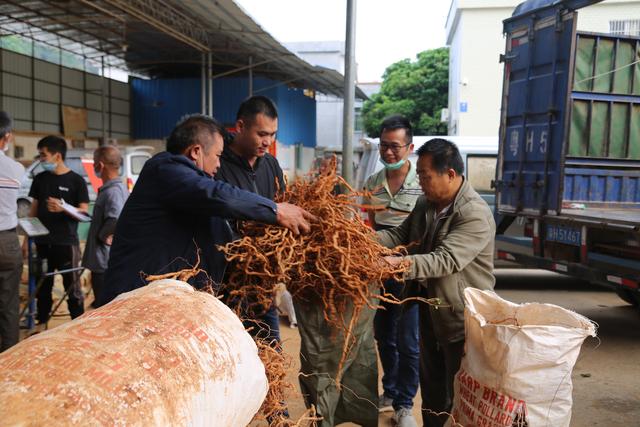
[[254, 339, 293, 424], [424, 409, 465, 427], [144, 250, 209, 284], [254, 338, 321, 427], [219, 157, 442, 388]]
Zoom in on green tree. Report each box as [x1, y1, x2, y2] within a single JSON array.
[[362, 47, 449, 137]]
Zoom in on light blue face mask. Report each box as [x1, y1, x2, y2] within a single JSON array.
[[41, 161, 57, 172], [94, 163, 102, 180], [380, 158, 406, 170]]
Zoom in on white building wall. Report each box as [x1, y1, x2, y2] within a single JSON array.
[[446, 0, 640, 136], [447, 16, 463, 135], [274, 143, 316, 181], [316, 95, 344, 147], [577, 1, 640, 32]]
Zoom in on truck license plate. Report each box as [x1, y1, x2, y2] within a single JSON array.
[[545, 224, 581, 246]]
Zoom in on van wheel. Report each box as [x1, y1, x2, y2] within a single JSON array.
[[17, 199, 30, 218], [616, 288, 639, 306]]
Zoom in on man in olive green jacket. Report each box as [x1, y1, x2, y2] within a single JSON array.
[[378, 138, 495, 427]]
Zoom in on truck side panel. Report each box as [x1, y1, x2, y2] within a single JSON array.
[[497, 7, 577, 215]]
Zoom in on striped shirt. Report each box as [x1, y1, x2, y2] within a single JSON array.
[[363, 161, 422, 228], [0, 151, 25, 231]]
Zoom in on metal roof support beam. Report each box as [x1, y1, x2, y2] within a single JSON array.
[[0, 13, 120, 64], [39, 0, 125, 41], [100, 0, 209, 52], [210, 58, 275, 80], [74, 0, 127, 23], [3, 0, 124, 54], [253, 77, 302, 94]]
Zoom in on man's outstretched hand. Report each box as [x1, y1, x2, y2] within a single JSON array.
[[275, 203, 317, 235], [383, 256, 405, 268]]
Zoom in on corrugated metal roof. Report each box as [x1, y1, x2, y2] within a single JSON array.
[[185, 0, 367, 99], [0, 0, 367, 99]]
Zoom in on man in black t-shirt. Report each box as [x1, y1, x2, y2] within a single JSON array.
[[27, 136, 89, 323], [216, 96, 286, 344]]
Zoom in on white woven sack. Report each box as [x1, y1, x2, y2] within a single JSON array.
[[447, 288, 596, 427], [0, 280, 268, 426]]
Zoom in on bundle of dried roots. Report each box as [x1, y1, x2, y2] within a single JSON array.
[[219, 158, 416, 386]]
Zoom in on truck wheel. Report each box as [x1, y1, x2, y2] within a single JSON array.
[[17, 199, 31, 218], [616, 288, 639, 306]]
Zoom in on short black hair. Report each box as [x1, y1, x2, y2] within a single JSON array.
[[416, 138, 464, 175], [380, 114, 413, 143], [37, 135, 67, 160], [236, 95, 278, 123], [166, 114, 225, 155], [0, 111, 12, 139]]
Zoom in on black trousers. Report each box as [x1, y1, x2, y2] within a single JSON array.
[[35, 244, 84, 323], [90, 271, 104, 306], [0, 230, 22, 351], [419, 303, 465, 427]]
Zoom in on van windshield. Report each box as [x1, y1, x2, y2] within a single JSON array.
[[467, 155, 496, 193], [65, 157, 88, 177], [130, 155, 148, 175]]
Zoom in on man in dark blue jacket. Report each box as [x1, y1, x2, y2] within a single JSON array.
[[99, 114, 313, 306]]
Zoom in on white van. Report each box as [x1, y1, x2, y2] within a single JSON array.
[[356, 136, 499, 205], [122, 146, 153, 192]]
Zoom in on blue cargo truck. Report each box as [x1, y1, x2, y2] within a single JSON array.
[[493, 0, 640, 305]]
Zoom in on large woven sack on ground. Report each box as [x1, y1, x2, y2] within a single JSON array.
[[0, 279, 268, 426], [447, 288, 596, 427]]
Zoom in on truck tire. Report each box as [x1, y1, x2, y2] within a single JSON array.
[[616, 288, 639, 306]]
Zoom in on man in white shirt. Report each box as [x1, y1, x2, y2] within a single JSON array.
[[0, 111, 25, 352]]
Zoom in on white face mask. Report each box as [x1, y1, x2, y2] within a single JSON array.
[[2, 143, 9, 153]]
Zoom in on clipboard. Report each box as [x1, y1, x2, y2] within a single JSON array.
[[60, 199, 92, 222]]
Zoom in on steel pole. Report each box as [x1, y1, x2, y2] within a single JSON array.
[[207, 52, 213, 115], [342, 0, 357, 187], [201, 53, 206, 114], [101, 56, 107, 145], [248, 55, 253, 96]]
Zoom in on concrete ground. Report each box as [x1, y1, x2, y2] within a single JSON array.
[[495, 269, 640, 427], [19, 267, 640, 426], [276, 268, 640, 427]]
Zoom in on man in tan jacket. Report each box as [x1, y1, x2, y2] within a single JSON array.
[[378, 138, 496, 427]]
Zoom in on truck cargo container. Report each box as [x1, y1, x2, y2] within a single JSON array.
[[494, 0, 640, 305]]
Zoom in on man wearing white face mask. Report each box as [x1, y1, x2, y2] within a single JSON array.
[[82, 146, 128, 307], [27, 135, 89, 324], [0, 111, 25, 351], [363, 115, 422, 427]]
